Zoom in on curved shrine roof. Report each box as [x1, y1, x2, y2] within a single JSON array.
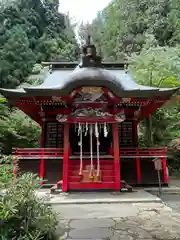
[[0, 63, 178, 98], [0, 39, 179, 99]]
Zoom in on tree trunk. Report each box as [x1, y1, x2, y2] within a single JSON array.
[[145, 116, 153, 146]]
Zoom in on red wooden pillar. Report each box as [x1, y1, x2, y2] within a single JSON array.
[[62, 123, 70, 192], [113, 122, 121, 191], [162, 149, 168, 184], [134, 121, 141, 184], [40, 123, 45, 184]]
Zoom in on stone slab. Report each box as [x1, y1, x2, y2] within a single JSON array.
[[69, 218, 115, 229], [69, 228, 113, 239], [53, 203, 139, 219], [46, 190, 161, 204], [145, 187, 180, 194]]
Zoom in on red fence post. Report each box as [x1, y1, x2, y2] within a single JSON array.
[[134, 121, 141, 184], [62, 123, 70, 192], [40, 148, 44, 184], [162, 148, 168, 184], [40, 123, 45, 184], [113, 122, 121, 191]]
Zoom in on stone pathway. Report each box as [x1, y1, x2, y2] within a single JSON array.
[[55, 202, 180, 240], [159, 193, 180, 213]]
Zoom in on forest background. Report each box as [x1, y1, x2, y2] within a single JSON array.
[[0, 0, 179, 174]]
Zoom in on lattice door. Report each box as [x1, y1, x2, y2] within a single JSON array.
[[44, 121, 64, 148], [118, 121, 136, 147]]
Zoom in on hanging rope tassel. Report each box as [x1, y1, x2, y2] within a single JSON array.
[[79, 123, 83, 175], [89, 124, 94, 178], [95, 123, 100, 178], [104, 122, 108, 137], [85, 122, 88, 136]]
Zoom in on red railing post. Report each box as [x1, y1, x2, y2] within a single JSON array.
[[134, 121, 141, 184], [162, 148, 168, 184], [62, 123, 70, 192], [40, 148, 44, 184], [113, 122, 120, 191], [40, 123, 45, 184]]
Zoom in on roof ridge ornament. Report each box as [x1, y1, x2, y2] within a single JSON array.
[[79, 35, 102, 68]]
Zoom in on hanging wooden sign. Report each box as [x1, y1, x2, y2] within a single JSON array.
[[153, 158, 162, 171]]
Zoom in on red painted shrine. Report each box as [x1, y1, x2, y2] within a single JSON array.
[[0, 41, 179, 192]]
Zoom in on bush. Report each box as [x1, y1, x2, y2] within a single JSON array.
[[0, 173, 59, 240], [167, 138, 180, 176], [0, 155, 14, 189]]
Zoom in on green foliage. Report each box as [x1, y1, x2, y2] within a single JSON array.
[[79, 0, 180, 59], [0, 25, 36, 88], [0, 0, 80, 153], [130, 43, 180, 87], [0, 155, 14, 189], [130, 43, 180, 147], [0, 96, 41, 154], [0, 172, 59, 240], [0, 0, 78, 88]]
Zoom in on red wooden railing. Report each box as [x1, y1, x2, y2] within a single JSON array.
[[13, 147, 167, 158], [120, 147, 167, 157], [14, 148, 64, 158], [119, 147, 168, 184], [13, 147, 168, 186]]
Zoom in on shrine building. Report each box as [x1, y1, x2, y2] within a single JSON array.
[[0, 40, 179, 192]]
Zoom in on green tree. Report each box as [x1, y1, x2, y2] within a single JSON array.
[[130, 43, 180, 146], [0, 0, 78, 89], [0, 25, 36, 88], [80, 0, 180, 60], [130, 44, 180, 88]]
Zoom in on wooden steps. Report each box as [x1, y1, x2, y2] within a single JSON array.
[[50, 158, 133, 193], [68, 159, 116, 191]]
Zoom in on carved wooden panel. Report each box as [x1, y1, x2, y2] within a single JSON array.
[[73, 92, 107, 102]]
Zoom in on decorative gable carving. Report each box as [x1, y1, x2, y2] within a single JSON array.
[[73, 88, 107, 103]]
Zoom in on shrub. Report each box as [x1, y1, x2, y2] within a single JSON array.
[[0, 155, 14, 189], [0, 173, 59, 240], [167, 138, 180, 176]]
